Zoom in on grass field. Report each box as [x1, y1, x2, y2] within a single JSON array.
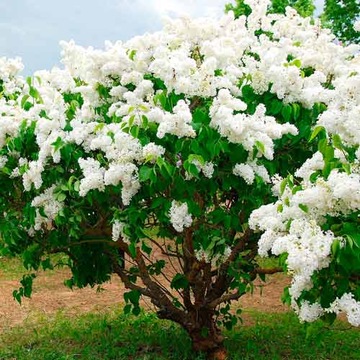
[[0, 308, 359, 360], [1, 257, 359, 360]]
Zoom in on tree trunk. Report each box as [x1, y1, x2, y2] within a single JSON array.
[[185, 308, 227, 360]]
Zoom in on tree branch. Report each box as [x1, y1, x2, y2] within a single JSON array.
[[208, 291, 243, 308]]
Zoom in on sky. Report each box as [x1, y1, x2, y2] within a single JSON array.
[[0, 0, 324, 75]]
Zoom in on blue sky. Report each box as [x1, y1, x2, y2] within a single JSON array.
[[0, 0, 324, 75]]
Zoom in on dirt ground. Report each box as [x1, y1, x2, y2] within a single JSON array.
[[0, 265, 290, 333]]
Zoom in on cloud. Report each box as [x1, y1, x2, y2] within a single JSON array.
[[119, 0, 225, 18]]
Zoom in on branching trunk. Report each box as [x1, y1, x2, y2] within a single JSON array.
[[156, 303, 226, 359], [108, 225, 264, 360], [185, 308, 226, 359]]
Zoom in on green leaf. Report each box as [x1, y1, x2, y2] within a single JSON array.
[[183, 160, 200, 178], [281, 105, 292, 122], [292, 103, 301, 120], [128, 49, 137, 61], [342, 163, 351, 175], [279, 178, 287, 196], [309, 126, 325, 142], [241, 85, 256, 100], [298, 204, 308, 213], [128, 114, 135, 127], [57, 193, 66, 202], [170, 273, 189, 290], [139, 166, 153, 182], [124, 289, 141, 305], [291, 59, 302, 68], [52, 136, 65, 152], [29, 87, 40, 99], [332, 134, 343, 151], [141, 241, 152, 255], [21, 94, 30, 108], [128, 242, 137, 258], [150, 197, 164, 209], [188, 154, 205, 166], [269, 100, 282, 115], [255, 140, 265, 155], [123, 304, 132, 314], [130, 126, 140, 138]]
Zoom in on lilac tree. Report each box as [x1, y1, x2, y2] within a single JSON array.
[[1, 1, 359, 358]]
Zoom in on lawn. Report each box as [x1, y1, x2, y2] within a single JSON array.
[[0, 257, 359, 360]]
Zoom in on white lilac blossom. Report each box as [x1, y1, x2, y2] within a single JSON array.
[[0, 57, 25, 95], [78, 158, 105, 196], [250, 165, 360, 317], [169, 201, 193, 232], [22, 161, 44, 191], [112, 220, 130, 243], [210, 100, 298, 160], [195, 245, 232, 267], [296, 301, 324, 323], [233, 163, 255, 185], [104, 163, 140, 205], [31, 185, 64, 231], [354, 20, 360, 33], [142, 143, 166, 162], [0, 156, 7, 168], [271, 219, 334, 300], [233, 161, 270, 184], [296, 294, 360, 327], [188, 159, 215, 179], [328, 293, 360, 327], [157, 100, 196, 139]]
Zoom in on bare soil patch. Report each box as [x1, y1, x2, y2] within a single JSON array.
[[0, 265, 290, 332]]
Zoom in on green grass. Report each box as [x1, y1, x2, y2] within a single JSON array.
[[0, 256, 29, 280], [0, 254, 69, 280], [0, 308, 359, 360], [1, 256, 359, 359]]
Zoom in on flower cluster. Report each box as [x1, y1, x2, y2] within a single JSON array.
[[169, 201, 193, 232], [31, 185, 64, 231]]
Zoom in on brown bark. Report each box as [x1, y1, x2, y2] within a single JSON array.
[[185, 308, 227, 359]]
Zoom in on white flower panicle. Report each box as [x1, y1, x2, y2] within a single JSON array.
[[22, 161, 44, 191], [296, 301, 324, 323], [295, 293, 360, 327], [329, 293, 360, 327], [0, 156, 7, 169], [210, 97, 298, 160], [233, 161, 270, 185], [169, 201, 193, 232], [142, 143, 166, 162], [0, 57, 25, 95], [195, 245, 232, 267], [112, 220, 130, 243], [188, 159, 215, 179], [157, 100, 196, 139], [354, 20, 360, 33], [31, 185, 64, 231], [78, 158, 105, 196], [104, 163, 140, 205], [250, 163, 360, 322], [233, 163, 255, 185]]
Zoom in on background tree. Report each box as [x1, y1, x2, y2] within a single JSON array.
[[226, 0, 360, 43], [225, 0, 315, 18], [225, 0, 252, 17], [1, 2, 360, 359], [321, 0, 360, 44]]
